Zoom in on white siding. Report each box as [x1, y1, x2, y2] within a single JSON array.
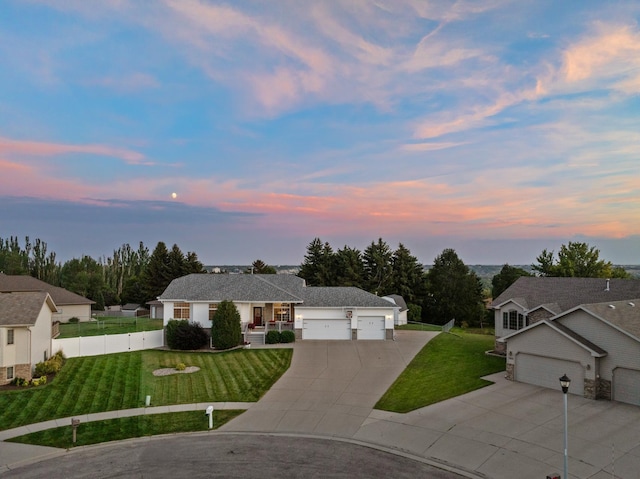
[[30, 301, 53, 366], [54, 304, 92, 322], [495, 300, 526, 339]]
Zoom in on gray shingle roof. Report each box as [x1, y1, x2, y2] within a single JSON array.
[[382, 294, 408, 311], [580, 299, 640, 340], [0, 273, 95, 306], [158, 274, 305, 303], [0, 291, 56, 326], [159, 274, 396, 309], [492, 277, 640, 312], [297, 287, 398, 308]]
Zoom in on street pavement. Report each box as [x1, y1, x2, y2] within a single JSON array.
[[2, 330, 640, 478]]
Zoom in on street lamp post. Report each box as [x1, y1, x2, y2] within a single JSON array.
[[559, 374, 571, 479]]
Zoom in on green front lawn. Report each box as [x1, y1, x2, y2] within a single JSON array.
[[58, 317, 164, 338], [8, 410, 244, 449], [395, 323, 442, 331], [375, 332, 505, 413], [0, 348, 292, 431]]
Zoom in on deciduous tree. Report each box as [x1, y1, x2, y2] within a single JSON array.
[[492, 264, 532, 298]]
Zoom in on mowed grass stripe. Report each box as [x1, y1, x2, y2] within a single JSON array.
[[0, 348, 292, 431]]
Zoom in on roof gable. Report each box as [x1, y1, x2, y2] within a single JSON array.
[[0, 291, 57, 326], [501, 319, 607, 357], [557, 299, 640, 342]]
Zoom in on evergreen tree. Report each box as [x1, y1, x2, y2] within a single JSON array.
[[298, 238, 336, 286], [249, 259, 277, 274], [424, 248, 484, 326], [211, 300, 242, 350], [363, 238, 393, 295], [334, 246, 364, 287], [142, 242, 172, 302], [390, 243, 424, 304], [492, 264, 532, 298]]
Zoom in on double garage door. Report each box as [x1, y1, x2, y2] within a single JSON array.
[[302, 316, 386, 340], [515, 354, 585, 394]]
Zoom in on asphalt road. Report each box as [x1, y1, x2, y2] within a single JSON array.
[[4, 434, 467, 478]]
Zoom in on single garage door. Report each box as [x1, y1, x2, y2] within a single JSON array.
[[357, 316, 385, 340], [613, 368, 640, 406], [302, 319, 351, 340], [516, 354, 584, 394]]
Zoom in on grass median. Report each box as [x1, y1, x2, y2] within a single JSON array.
[[0, 348, 292, 431], [8, 410, 244, 449], [376, 331, 505, 412]]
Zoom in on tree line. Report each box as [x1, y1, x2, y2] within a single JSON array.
[[298, 238, 486, 326], [0, 236, 204, 309], [1, 235, 631, 327]]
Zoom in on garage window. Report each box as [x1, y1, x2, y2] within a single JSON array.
[[503, 311, 525, 330]]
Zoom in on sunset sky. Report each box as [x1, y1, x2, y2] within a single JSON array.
[[1, 1, 640, 266]]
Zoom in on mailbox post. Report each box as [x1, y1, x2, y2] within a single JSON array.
[[71, 418, 80, 444], [205, 405, 214, 429]]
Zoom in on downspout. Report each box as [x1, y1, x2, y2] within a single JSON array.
[[27, 327, 32, 378]]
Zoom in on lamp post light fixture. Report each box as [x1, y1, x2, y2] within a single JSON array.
[[559, 374, 571, 479]]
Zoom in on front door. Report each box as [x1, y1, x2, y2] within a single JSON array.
[[253, 307, 263, 326]]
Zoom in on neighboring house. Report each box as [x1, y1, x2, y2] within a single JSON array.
[[382, 295, 408, 325], [492, 277, 640, 405], [491, 277, 640, 353], [0, 273, 95, 322], [158, 274, 398, 341], [501, 299, 640, 406], [121, 303, 149, 317], [0, 291, 58, 385]]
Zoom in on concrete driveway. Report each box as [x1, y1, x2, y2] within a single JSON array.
[[220, 330, 438, 437], [222, 331, 640, 479]]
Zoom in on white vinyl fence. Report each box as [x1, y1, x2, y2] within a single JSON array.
[[52, 330, 164, 358]]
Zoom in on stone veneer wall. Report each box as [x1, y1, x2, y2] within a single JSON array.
[[294, 329, 302, 340], [386, 329, 394, 340], [584, 378, 596, 399], [597, 378, 612, 400], [0, 363, 32, 386], [494, 340, 506, 354], [505, 363, 514, 381]]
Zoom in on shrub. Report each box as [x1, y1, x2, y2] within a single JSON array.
[[280, 330, 295, 343], [165, 320, 209, 350], [210, 300, 242, 350], [32, 376, 47, 386], [265, 330, 281, 344], [10, 377, 29, 387], [34, 351, 65, 378], [175, 363, 186, 371], [68, 317, 80, 324]]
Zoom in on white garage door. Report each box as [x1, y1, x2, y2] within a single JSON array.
[[302, 319, 351, 340], [357, 316, 385, 340], [613, 368, 640, 406], [516, 354, 584, 394]]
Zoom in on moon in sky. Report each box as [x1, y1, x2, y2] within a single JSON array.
[[171, 192, 177, 199]]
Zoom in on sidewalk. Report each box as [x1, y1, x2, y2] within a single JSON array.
[[0, 402, 254, 473]]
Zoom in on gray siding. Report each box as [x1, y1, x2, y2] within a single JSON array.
[[507, 324, 595, 382], [559, 312, 640, 382]]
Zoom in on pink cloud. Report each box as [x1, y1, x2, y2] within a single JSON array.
[[0, 137, 151, 165]]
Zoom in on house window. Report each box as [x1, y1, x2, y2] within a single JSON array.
[[6, 367, 14, 380], [504, 311, 525, 330], [7, 329, 14, 345], [209, 304, 218, 321], [173, 302, 190, 320], [274, 303, 291, 321]]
